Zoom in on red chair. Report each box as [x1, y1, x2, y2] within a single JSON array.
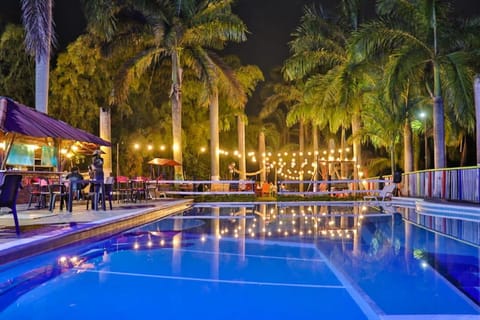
[[27, 177, 50, 209], [261, 182, 270, 196], [115, 176, 131, 202]]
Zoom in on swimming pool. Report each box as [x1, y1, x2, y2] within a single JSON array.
[[0, 202, 479, 319]]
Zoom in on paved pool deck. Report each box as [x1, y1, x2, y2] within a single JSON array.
[[0, 198, 193, 265]]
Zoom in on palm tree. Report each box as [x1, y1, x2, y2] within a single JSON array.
[[218, 59, 263, 181], [84, 0, 248, 180], [283, 3, 368, 171], [352, 0, 478, 172], [260, 81, 314, 188], [204, 53, 251, 180], [21, 0, 55, 114]]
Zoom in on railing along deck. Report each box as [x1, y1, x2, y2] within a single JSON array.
[[147, 178, 388, 198]]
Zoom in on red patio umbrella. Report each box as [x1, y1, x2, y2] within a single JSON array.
[[147, 158, 181, 166], [147, 158, 181, 179]]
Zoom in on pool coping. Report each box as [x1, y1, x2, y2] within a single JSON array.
[[0, 199, 193, 266]]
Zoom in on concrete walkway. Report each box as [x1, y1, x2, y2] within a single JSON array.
[[0, 198, 193, 265]]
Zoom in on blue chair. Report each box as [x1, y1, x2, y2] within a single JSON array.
[[0, 174, 23, 235]]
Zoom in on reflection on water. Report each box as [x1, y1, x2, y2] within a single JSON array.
[[402, 206, 480, 246], [78, 203, 480, 308], [1, 202, 478, 316]]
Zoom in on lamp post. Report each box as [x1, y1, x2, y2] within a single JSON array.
[[420, 112, 428, 169]]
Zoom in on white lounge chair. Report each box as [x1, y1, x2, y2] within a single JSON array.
[[364, 183, 396, 203]]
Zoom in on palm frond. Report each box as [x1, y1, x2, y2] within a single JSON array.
[[115, 47, 165, 103], [21, 0, 56, 57]]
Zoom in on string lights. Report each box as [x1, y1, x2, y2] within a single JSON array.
[[119, 141, 363, 180]]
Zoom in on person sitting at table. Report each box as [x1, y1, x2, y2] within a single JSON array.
[[66, 166, 86, 200]]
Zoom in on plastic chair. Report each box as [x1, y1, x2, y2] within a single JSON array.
[[48, 183, 68, 211], [261, 182, 270, 196], [0, 174, 23, 235], [144, 177, 157, 199]]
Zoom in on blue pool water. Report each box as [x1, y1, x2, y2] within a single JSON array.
[[0, 203, 479, 319]]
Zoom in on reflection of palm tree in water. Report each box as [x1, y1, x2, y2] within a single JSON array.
[[326, 218, 403, 281]]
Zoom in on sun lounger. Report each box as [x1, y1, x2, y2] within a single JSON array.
[[364, 183, 396, 203]]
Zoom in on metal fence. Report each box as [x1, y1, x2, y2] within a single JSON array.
[[400, 166, 480, 203], [124, 167, 480, 203]]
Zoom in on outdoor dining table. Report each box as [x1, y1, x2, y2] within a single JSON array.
[[67, 179, 106, 212]]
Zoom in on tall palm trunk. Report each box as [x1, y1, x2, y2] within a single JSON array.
[[171, 52, 183, 180], [474, 75, 480, 165], [432, 95, 445, 197], [209, 89, 220, 181], [237, 116, 246, 181], [299, 120, 305, 192], [460, 136, 467, 166], [35, 56, 50, 113], [351, 112, 362, 168], [37, 0, 53, 114], [340, 126, 346, 177], [259, 131, 266, 183], [402, 118, 413, 196], [403, 119, 413, 173], [389, 142, 395, 177], [431, 5, 446, 196], [432, 75, 446, 169], [312, 124, 319, 190], [21, 0, 54, 114], [100, 107, 112, 177]]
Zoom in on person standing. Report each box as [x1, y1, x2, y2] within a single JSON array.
[[89, 150, 105, 205], [89, 150, 104, 182]]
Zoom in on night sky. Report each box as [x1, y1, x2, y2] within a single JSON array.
[[1, 0, 479, 111], [226, 0, 337, 75], [2, 0, 321, 74], [2, 0, 478, 75]]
